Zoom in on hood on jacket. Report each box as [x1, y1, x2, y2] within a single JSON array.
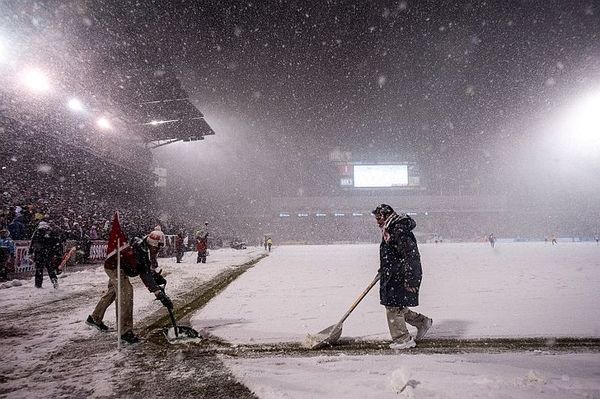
[[387, 213, 416, 232]]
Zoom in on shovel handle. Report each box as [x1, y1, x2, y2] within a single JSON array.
[[166, 303, 179, 338], [336, 272, 380, 325]]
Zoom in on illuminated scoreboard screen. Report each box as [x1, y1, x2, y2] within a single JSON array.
[[338, 163, 421, 189]]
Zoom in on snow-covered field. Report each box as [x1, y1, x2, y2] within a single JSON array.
[[0, 247, 265, 398], [226, 353, 600, 399], [194, 242, 600, 398], [1, 242, 599, 398], [194, 242, 600, 343]]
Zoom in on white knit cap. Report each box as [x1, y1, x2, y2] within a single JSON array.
[[147, 228, 165, 247]]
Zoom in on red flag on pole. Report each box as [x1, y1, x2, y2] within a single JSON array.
[[105, 211, 137, 274], [106, 211, 129, 260]]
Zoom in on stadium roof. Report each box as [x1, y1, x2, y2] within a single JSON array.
[[0, 1, 216, 149], [104, 68, 216, 147]]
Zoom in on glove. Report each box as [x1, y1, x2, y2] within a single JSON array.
[[153, 270, 167, 287], [404, 281, 419, 294], [156, 291, 173, 309]]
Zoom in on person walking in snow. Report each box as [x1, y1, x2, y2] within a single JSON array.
[[175, 231, 185, 263], [29, 221, 61, 289], [266, 237, 273, 252], [488, 233, 496, 248], [372, 204, 433, 350], [196, 231, 208, 263], [86, 215, 172, 344], [196, 221, 209, 242], [0, 229, 16, 282]]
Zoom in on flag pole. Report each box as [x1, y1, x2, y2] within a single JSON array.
[[117, 237, 121, 351]]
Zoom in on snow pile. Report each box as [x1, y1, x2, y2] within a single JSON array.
[[520, 370, 547, 388], [0, 279, 23, 289], [389, 367, 418, 397]]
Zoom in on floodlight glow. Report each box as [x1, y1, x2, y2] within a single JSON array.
[[0, 37, 6, 62], [146, 119, 178, 126], [569, 92, 600, 146], [67, 98, 85, 112], [21, 68, 50, 92], [96, 117, 112, 130]]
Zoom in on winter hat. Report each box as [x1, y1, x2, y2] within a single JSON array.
[[147, 226, 165, 247], [372, 204, 395, 218]]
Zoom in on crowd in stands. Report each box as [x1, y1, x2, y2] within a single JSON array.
[[1, 113, 166, 245]]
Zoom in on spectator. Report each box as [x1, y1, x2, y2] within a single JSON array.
[[267, 237, 273, 252], [488, 233, 496, 248], [29, 221, 61, 289], [175, 231, 185, 263], [8, 216, 26, 241], [196, 233, 208, 263], [89, 225, 99, 240], [0, 229, 16, 281]]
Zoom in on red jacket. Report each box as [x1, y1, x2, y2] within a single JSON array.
[[175, 235, 184, 250], [196, 237, 207, 252]]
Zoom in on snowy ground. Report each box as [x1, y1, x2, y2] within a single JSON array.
[[195, 242, 600, 343], [1, 242, 599, 398], [194, 242, 600, 398], [0, 248, 265, 398], [226, 353, 600, 399]]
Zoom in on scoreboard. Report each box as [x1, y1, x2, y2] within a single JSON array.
[[338, 162, 421, 189]]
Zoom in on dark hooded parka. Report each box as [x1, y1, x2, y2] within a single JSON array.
[[378, 213, 423, 307]]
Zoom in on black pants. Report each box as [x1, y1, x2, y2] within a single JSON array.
[[35, 257, 57, 287], [197, 251, 206, 263], [0, 256, 8, 280]]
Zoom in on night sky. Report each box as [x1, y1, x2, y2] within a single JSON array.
[[3, 0, 600, 204]]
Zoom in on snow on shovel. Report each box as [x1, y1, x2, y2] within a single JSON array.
[[163, 305, 200, 343], [158, 284, 200, 343], [306, 273, 380, 350]]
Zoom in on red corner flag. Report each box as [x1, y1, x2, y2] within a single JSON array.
[[106, 211, 130, 261]]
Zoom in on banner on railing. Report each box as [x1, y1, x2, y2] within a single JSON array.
[[12, 236, 177, 276]]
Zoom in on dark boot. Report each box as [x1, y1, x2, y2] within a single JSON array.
[[121, 331, 140, 344], [86, 315, 109, 331]]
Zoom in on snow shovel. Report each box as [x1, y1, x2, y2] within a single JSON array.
[[308, 273, 380, 350], [163, 305, 200, 342], [158, 285, 200, 342]]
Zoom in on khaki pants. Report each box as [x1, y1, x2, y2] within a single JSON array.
[[385, 306, 427, 342], [92, 267, 134, 334]]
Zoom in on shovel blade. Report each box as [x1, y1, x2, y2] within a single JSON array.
[[164, 326, 200, 342], [306, 323, 343, 349]]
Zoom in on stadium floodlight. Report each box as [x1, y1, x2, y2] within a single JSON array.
[[0, 36, 6, 62], [21, 68, 51, 93], [96, 116, 112, 130], [569, 92, 600, 148], [67, 98, 85, 112], [146, 119, 178, 126]]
